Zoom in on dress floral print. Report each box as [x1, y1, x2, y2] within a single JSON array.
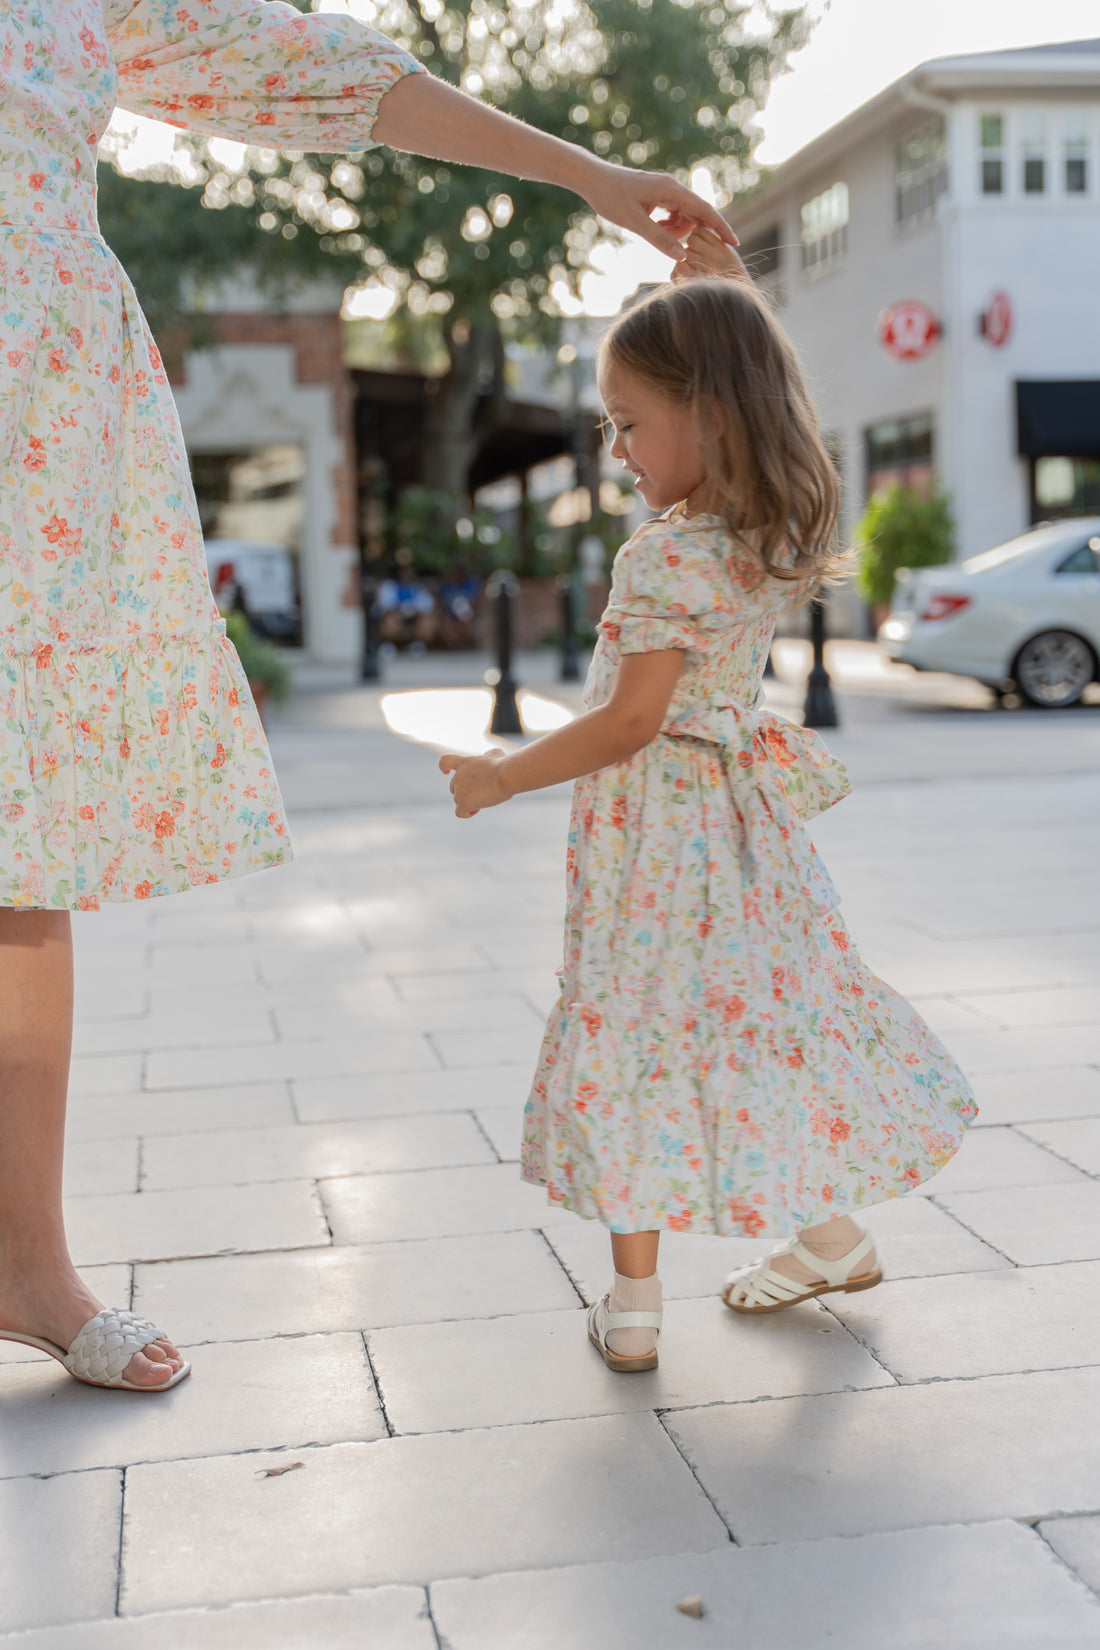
[[522, 514, 978, 1236], [0, 1, 421, 908]]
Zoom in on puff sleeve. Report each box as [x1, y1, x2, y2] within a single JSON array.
[[105, 0, 424, 150], [598, 519, 739, 659]]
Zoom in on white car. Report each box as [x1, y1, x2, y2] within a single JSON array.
[[204, 538, 300, 644], [879, 518, 1100, 707]]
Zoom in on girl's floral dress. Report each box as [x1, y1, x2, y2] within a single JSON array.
[[0, 1, 421, 908], [522, 513, 978, 1236]]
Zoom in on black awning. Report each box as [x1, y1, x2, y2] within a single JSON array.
[[1016, 380, 1100, 457]]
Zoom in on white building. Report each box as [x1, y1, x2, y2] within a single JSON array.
[[727, 38, 1100, 631]]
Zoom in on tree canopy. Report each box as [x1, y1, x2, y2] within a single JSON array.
[[100, 1, 810, 337]]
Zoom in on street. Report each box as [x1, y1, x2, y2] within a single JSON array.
[[2, 643, 1100, 1648]]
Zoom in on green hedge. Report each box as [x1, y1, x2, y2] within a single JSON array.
[[855, 484, 955, 607]]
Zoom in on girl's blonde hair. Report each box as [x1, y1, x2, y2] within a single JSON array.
[[598, 277, 849, 593]]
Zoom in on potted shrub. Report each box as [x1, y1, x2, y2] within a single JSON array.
[[856, 483, 955, 631], [224, 610, 293, 723]]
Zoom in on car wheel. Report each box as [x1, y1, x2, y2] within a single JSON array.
[[1013, 630, 1096, 708]]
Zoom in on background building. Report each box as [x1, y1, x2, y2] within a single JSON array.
[[726, 37, 1100, 632]]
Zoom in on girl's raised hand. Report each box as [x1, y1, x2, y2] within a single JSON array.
[[672, 226, 751, 284], [439, 750, 513, 818]]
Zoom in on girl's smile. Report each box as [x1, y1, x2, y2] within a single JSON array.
[[599, 361, 711, 515]]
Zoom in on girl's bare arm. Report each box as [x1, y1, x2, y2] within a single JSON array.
[[441, 650, 684, 816], [372, 73, 737, 262]]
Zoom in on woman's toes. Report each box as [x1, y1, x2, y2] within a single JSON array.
[[123, 1345, 177, 1386]]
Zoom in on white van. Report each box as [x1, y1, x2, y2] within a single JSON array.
[[204, 538, 300, 644]]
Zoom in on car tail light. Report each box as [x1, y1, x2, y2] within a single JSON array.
[[919, 593, 971, 622], [214, 560, 236, 594]]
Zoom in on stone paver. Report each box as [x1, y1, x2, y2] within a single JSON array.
[[430, 1522, 1100, 1650], [119, 1415, 726, 1614], [6, 650, 1100, 1644]]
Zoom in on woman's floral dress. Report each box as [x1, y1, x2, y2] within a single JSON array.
[[0, 1, 421, 908], [522, 514, 979, 1236]]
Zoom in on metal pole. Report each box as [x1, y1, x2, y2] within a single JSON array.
[[486, 568, 523, 735], [558, 573, 580, 682], [802, 597, 839, 728], [359, 571, 382, 682]]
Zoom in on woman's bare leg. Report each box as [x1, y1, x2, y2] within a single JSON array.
[[0, 909, 181, 1386]]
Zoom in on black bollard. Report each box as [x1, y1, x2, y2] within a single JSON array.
[[558, 572, 580, 682], [359, 571, 382, 682], [802, 597, 839, 728], [486, 569, 524, 735]]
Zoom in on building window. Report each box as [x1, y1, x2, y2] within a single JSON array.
[[895, 122, 948, 225], [1064, 114, 1089, 193], [1034, 456, 1100, 517], [865, 412, 934, 500], [1021, 113, 1047, 193], [980, 112, 1004, 194], [800, 182, 849, 275]]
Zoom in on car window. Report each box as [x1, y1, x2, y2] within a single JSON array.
[[962, 523, 1100, 574], [1055, 542, 1100, 575]]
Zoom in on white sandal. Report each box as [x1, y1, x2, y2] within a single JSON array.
[[722, 1230, 883, 1315], [586, 1296, 662, 1373], [0, 1308, 191, 1391]]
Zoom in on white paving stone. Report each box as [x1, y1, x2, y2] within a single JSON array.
[[68, 1056, 143, 1099], [119, 1414, 727, 1613], [957, 984, 1100, 1029], [936, 1182, 1100, 1265], [826, 1261, 1100, 1380], [63, 1138, 140, 1198], [1017, 1118, 1100, 1176], [71, 1009, 275, 1057], [1040, 1516, 1100, 1595], [65, 1084, 295, 1141], [473, 1103, 525, 1160], [968, 1066, 1100, 1126], [139, 1113, 493, 1190], [65, 1182, 328, 1266], [292, 1065, 526, 1122], [132, 1231, 579, 1342], [665, 1366, 1100, 1544], [429, 1026, 543, 1069], [0, 1334, 382, 1478], [145, 1032, 438, 1091], [368, 1297, 892, 1434], [0, 1588, 435, 1649], [322, 1163, 574, 1244], [431, 1521, 1100, 1650], [274, 993, 542, 1042], [0, 1472, 121, 1633], [919, 1126, 1086, 1196]]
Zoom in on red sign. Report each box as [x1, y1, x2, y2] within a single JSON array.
[[878, 300, 941, 360], [979, 290, 1013, 348]]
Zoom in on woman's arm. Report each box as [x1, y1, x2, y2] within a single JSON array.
[[440, 650, 685, 817], [372, 73, 737, 262]]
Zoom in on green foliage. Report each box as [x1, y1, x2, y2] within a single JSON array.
[[390, 486, 516, 575], [98, 2, 812, 340], [224, 611, 294, 704], [855, 484, 955, 607]]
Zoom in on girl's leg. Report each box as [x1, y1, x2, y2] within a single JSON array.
[[770, 1213, 877, 1286], [0, 909, 182, 1386], [605, 1230, 662, 1356]]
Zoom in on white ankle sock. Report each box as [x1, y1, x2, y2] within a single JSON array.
[[605, 1271, 662, 1357]]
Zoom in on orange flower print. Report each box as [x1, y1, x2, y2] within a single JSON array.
[[24, 437, 46, 470], [581, 1006, 602, 1036]]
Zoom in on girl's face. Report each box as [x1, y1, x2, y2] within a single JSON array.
[[599, 360, 710, 514]]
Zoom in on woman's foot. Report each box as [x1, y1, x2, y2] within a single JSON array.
[[0, 1264, 183, 1387]]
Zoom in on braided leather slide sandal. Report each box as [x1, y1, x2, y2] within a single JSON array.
[[587, 1295, 662, 1373], [722, 1231, 883, 1315], [0, 1308, 191, 1391]]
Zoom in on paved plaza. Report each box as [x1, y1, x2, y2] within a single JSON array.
[[3, 643, 1100, 1647]]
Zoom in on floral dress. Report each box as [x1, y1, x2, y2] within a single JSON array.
[[522, 514, 978, 1237], [0, 1, 421, 908]]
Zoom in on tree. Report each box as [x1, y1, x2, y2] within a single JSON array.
[[855, 484, 955, 610], [100, 1, 811, 497]]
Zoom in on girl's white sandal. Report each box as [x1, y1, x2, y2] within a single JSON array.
[[586, 1296, 662, 1373], [722, 1231, 883, 1315], [0, 1308, 191, 1391]]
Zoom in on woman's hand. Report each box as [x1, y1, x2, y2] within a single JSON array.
[[577, 164, 738, 262], [439, 750, 514, 818], [672, 225, 752, 283]]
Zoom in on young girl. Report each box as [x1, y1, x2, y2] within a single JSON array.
[[441, 252, 977, 1373]]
